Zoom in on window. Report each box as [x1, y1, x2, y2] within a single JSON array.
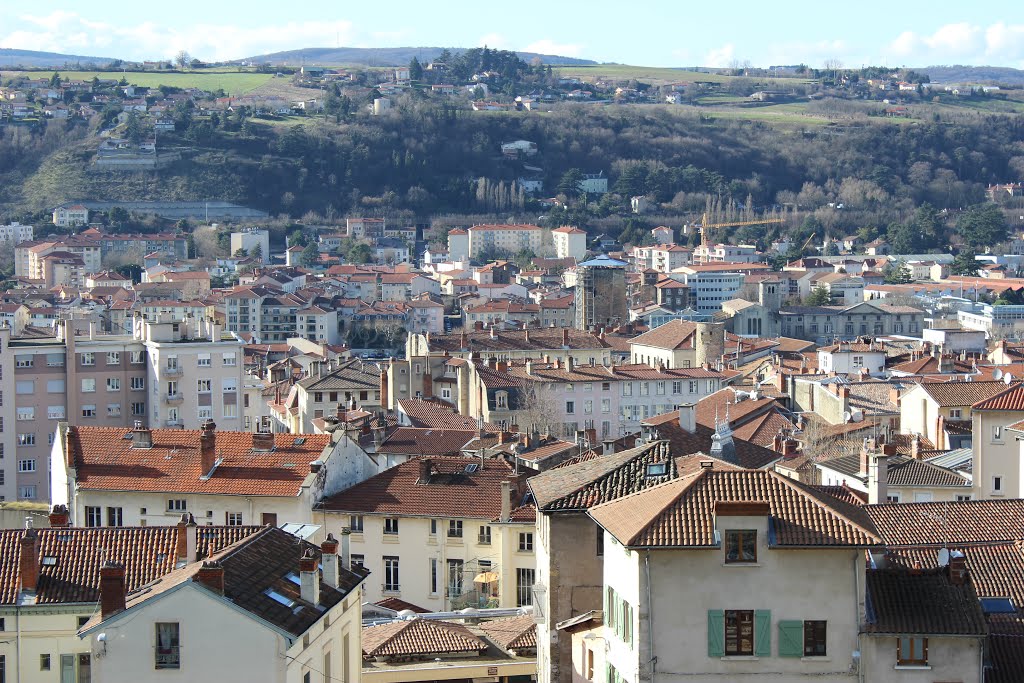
[[226, 512, 243, 526], [896, 637, 927, 666], [19, 486, 36, 500], [80, 353, 95, 366], [107, 404, 121, 417], [516, 567, 535, 606], [47, 405, 65, 420], [131, 350, 145, 364], [384, 556, 400, 592], [350, 515, 363, 532], [16, 407, 34, 421], [646, 462, 668, 477], [40, 654, 50, 671], [724, 530, 757, 563], [197, 353, 211, 367], [155, 623, 181, 669], [222, 352, 236, 367], [448, 520, 463, 538], [566, 401, 575, 415], [384, 517, 399, 535], [106, 507, 122, 527], [81, 378, 96, 393], [131, 377, 145, 390], [993, 426, 1003, 442], [197, 379, 211, 393], [351, 554, 364, 568], [197, 407, 212, 421], [16, 380, 34, 394], [85, 506, 101, 528], [15, 355, 33, 368], [478, 525, 492, 545], [223, 403, 237, 418], [106, 352, 120, 366], [725, 610, 754, 656], [601, 399, 610, 413], [949, 408, 962, 419], [131, 402, 146, 416], [167, 499, 187, 512], [447, 559, 464, 596], [81, 405, 96, 418], [17, 433, 35, 446], [803, 620, 826, 657], [596, 528, 604, 556], [519, 532, 534, 551], [688, 380, 698, 393], [46, 379, 65, 393], [222, 378, 238, 392], [18, 459, 35, 473], [993, 476, 1003, 494], [956, 494, 972, 501]]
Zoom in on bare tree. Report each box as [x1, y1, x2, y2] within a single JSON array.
[[514, 382, 561, 436], [175, 50, 191, 70]]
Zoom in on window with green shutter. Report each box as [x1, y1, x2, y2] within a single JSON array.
[[777, 620, 803, 657], [754, 610, 771, 657], [707, 610, 725, 657]]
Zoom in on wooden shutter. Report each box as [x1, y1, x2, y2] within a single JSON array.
[[754, 610, 771, 657], [777, 620, 803, 657], [707, 610, 724, 657]]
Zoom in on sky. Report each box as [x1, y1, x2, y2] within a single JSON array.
[[2, 1, 1024, 70]]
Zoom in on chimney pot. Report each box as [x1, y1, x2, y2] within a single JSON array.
[[49, 504, 70, 528], [299, 548, 320, 605], [131, 420, 153, 449], [321, 534, 340, 588], [99, 561, 127, 619]]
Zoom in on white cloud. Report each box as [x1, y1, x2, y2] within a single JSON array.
[[921, 22, 981, 55], [522, 39, 582, 58], [1, 11, 359, 61], [884, 21, 1024, 66], [703, 43, 735, 68]]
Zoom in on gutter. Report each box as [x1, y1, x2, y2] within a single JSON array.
[[644, 552, 656, 682]]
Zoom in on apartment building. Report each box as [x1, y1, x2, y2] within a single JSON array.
[[291, 360, 383, 433], [136, 315, 245, 430], [223, 285, 306, 343], [551, 226, 587, 260], [19, 238, 102, 278], [0, 326, 16, 501], [448, 224, 545, 261], [317, 457, 536, 611], [0, 221, 33, 243]]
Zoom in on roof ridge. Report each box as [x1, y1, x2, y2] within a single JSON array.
[[590, 470, 707, 546], [769, 470, 882, 544]]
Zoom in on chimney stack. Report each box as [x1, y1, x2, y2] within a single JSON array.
[[603, 439, 615, 455], [176, 512, 198, 565], [500, 480, 512, 522], [299, 549, 320, 605], [340, 527, 352, 571], [49, 504, 70, 528], [194, 560, 225, 595], [131, 420, 153, 449], [419, 458, 433, 484], [948, 554, 968, 586], [678, 404, 696, 434], [566, 356, 574, 372], [867, 452, 890, 505], [321, 534, 340, 588], [19, 527, 40, 593], [859, 438, 877, 477], [562, 328, 570, 347], [252, 431, 275, 452], [199, 419, 217, 476], [99, 561, 127, 619], [379, 366, 389, 410]]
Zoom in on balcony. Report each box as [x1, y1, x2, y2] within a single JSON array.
[[164, 393, 184, 404], [165, 418, 183, 427], [162, 365, 183, 377]]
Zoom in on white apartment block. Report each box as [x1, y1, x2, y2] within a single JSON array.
[[0, 221, 33, 244], [229, 228, 270, 259]]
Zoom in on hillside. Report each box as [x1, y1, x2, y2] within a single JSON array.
[[241, 46, 597, 67], [0, 48, 118, 68], [920, 65, 1024, 86]]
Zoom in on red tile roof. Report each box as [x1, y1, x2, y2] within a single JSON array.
[[318, 457, 534, 521], [480, 614, 537, 650], [972, 383, 1024, 411], [66, 427, 330, 496], [866, 499, 1024, 547], [864, 568, 986, 636], [363, 619, 488, 658]]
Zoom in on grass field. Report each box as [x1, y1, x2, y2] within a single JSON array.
[[1, 69, 275, 95], [552, 64, 816, 87]]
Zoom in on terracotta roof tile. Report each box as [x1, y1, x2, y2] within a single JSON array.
[[0, 525, 260, 605], [376, 427, 477, 456], [374, 597, 430, 613], [972, 383, 1024, 411], [479, 614, 537, 651], [864, 568, 987, 635], [362, 619, 488, 658], [318, 457, 533, 521], [588, 469, 882, 548], [67, 427, 329, 496], [866, 499, 1024, 547], [817, 453, 969, 488], [628, 320, 698, 350], [913, 380, 1009, 407]]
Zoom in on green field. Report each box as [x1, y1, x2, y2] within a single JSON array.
[[1, 69, 274, 95], [552, 64, 815, 87]]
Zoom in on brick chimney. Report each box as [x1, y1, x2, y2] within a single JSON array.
[[20, 527, 39, 593], [474, 321, 484, 331], [99, 561, 127, 619], [252, 431, 275, 452], [859, 438, 877, 477], [562, 328, 570, 347], [419, 458, 434, 484], [379, 366, 389, 409], [321, 534, 340, 588], [911, 433, 922, 460], [49, 504, 70, 528], [199, 419, 217, 477], [889, 386, 901, 408], [131, 419, 153, 449], [422, 366, 433, 399], [299, 548, 320, 605], [176, 512, 198, 565], [194, 560, 225, 595], [460, 331, 469, 350], [948, 554, 968, 586]]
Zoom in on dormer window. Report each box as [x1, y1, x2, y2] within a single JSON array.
[[724, 529, 757, 564], [646, 462, 668, 477]]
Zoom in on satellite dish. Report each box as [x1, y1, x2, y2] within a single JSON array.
[[851, 409, 865, 423], [993, 368, 1004, 381], [843, 411, 853, 423], [938, 548, 950, 567], [1005, 372, 1014, 385]]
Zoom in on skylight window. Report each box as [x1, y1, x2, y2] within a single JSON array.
[[42, 556, 58, 566], [646, 462, 668, 477], [980, 597, 1015, 614], [265, 588, 297, 608], [285, 572, 301, 586], [464, 463, 478, 473]]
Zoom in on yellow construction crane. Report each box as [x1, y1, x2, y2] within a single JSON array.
[[698, 212, 786, 251], [799, 232, 817, 253]]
